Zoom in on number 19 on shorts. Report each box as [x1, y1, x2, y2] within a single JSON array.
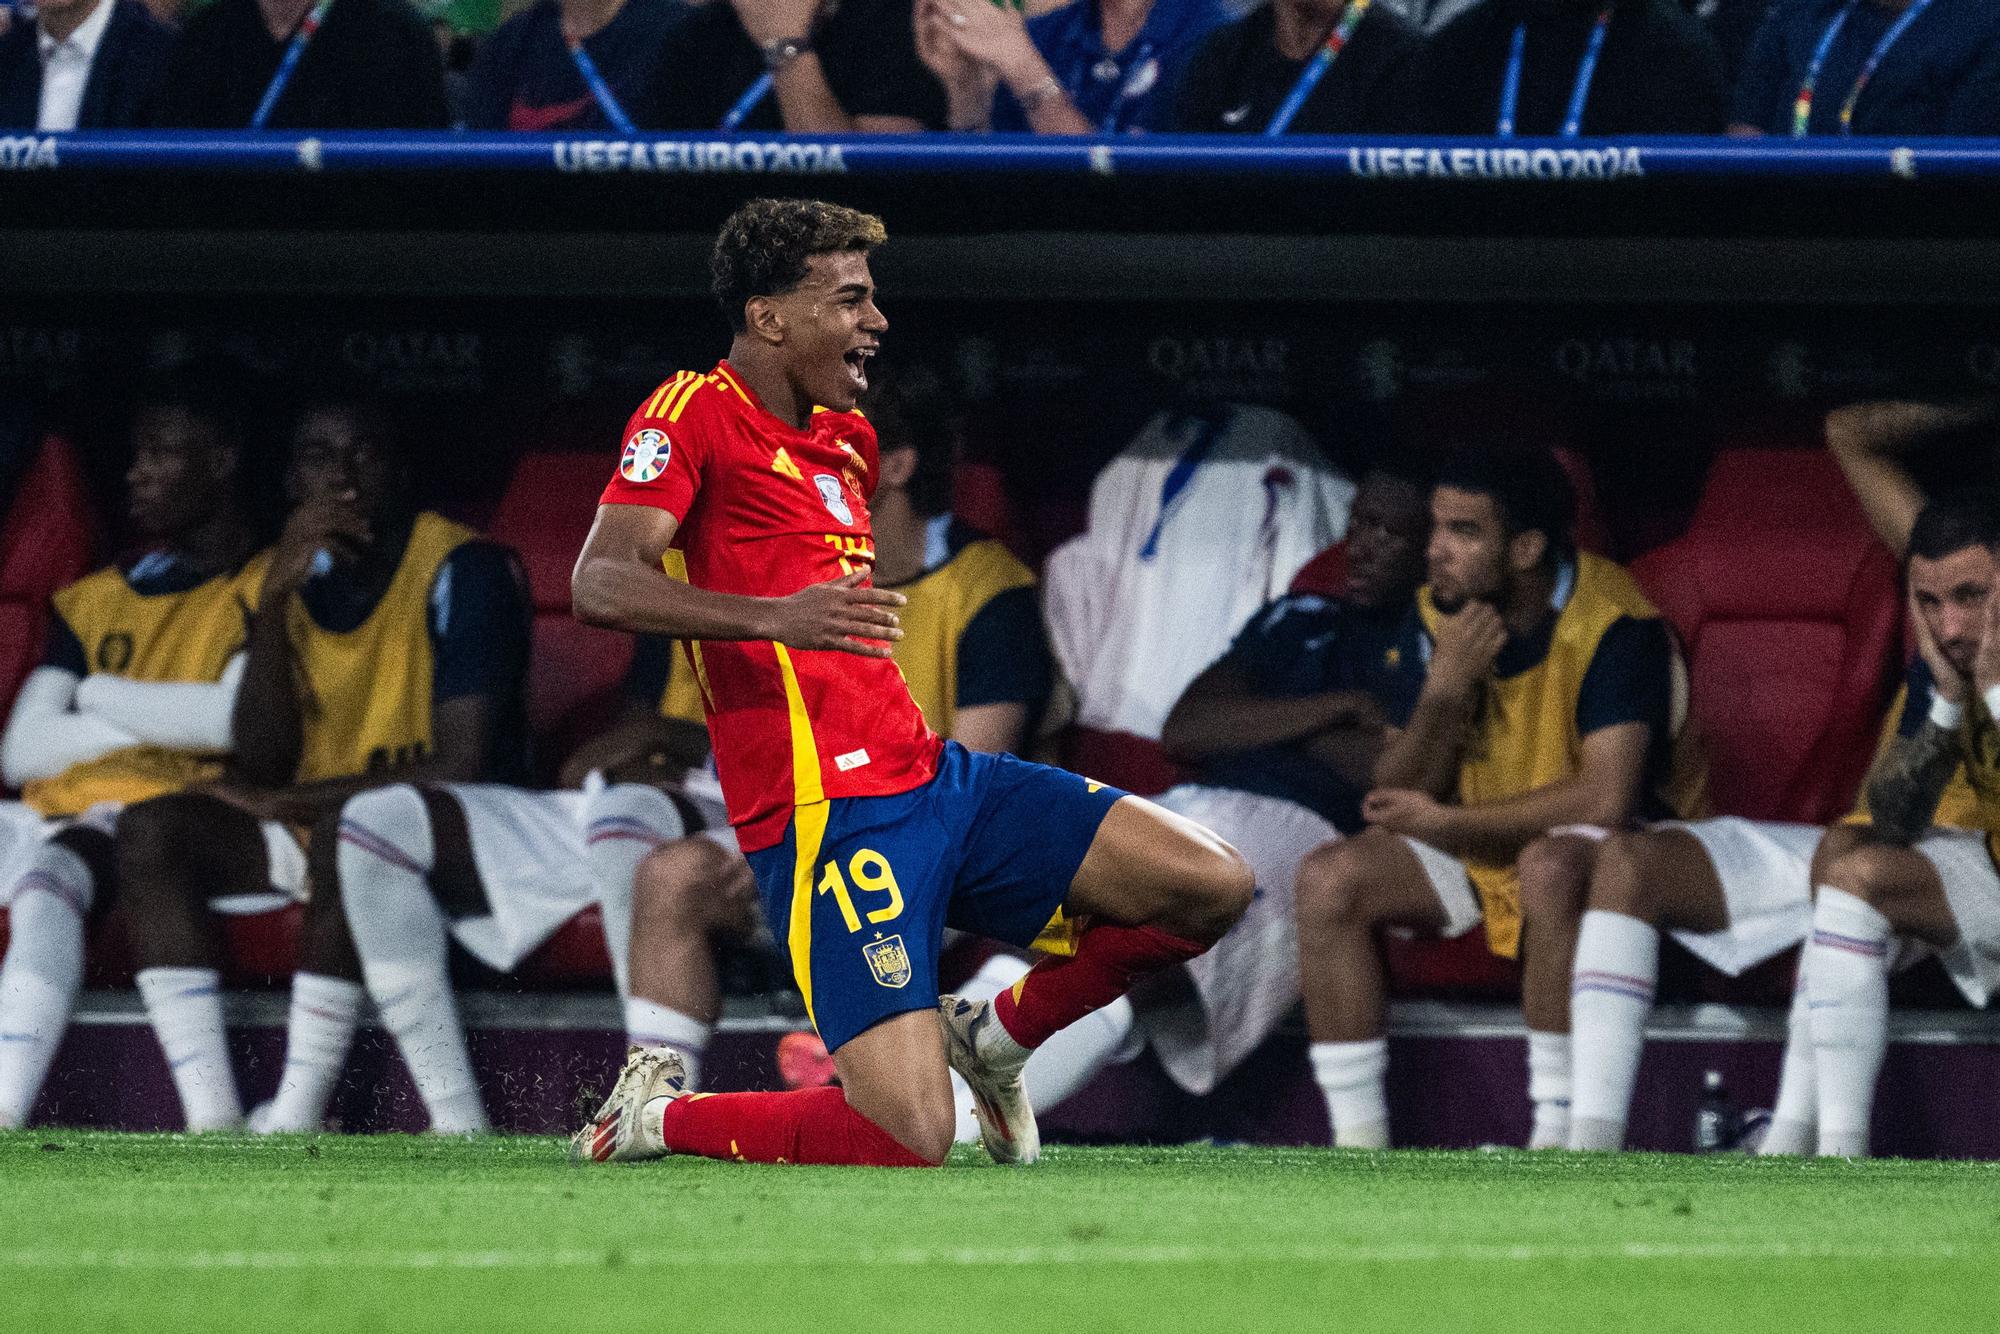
[[817, 848, 904, 932]]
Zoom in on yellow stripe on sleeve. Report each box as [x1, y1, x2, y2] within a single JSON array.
[[773, 641, 831, 1031], [644, 372, 688, 419], [666, 374, 706, 423]]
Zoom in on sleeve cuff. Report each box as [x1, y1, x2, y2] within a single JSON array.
[[1930, 694, 1965, 730]]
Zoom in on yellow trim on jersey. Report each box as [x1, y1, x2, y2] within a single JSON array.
[[666, 374, 707, 423], [712, 364, 753, 407], [773, 641, 825, 806], [643, 373, 687, 419], [1416, 552, 1705, 959], [788, 798, 830, 1030]]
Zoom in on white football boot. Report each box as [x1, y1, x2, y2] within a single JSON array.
[[569, 1046, 688, 1164], [939, 994, 1040, 1165]]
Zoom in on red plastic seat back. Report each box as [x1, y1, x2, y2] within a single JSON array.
[[0, 436, 96, 719], [1631, 448, 1900, 823]]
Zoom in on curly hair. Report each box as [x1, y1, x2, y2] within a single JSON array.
[[711, 198, 888, 333]]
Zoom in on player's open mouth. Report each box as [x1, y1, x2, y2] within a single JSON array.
[[844, 346, 874, 390]]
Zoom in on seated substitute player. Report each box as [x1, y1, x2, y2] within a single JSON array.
[[114, 394, 531, 1133], [614, 366, 1069, 1098], [1124, 460, 1430, 1100], [0, 368, 264, 1128], [569, 198, 1252, 1169], [1527, 402, 1991, 1153], [1294, 446, 1703, 1150]]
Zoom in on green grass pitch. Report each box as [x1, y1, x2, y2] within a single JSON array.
[[4, 1133, 1998, 1333]]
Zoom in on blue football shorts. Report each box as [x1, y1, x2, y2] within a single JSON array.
[[745, 741, 1126, 1053]]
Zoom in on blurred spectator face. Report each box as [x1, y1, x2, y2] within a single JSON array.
[[1908, 544, 1997, 679], [126, 405, 236, 542], [34, 0, 103, 32], [770, 251, 887, 416], [286, 405, 403, 526], [1425, 484, 1514, 612], [1344, 472, 1429, 610]]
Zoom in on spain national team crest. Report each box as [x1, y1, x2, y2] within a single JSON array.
[[862, 933, 911, 989], [814, 473, 855, 525], [621, 428, 670, 483]]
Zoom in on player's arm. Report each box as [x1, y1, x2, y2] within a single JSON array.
[[71, 654, 245, 753], [949, 582, 1050, 755], [727, 0, 925, 134], [1372, 722, 1652, 865], [0, 667, 143, 786], [572, 503, 906, 657], [232, 493, 374, 786], [557, 635, 711, 788], [1373, 603, 1506, 798], [1162, 661, 1380, 763], [1865, 588, 1980, 845], [1825, 400, 1996, 557]]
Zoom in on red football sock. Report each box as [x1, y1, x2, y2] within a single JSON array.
[[655, 1086, 934, 1167], [992, 922, 1206, 1050]]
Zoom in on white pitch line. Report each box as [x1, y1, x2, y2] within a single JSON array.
[[0, 1240, 1976, 1271]]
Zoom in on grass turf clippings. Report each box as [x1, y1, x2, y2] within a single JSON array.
[[3, 1133, 1997, 1333]]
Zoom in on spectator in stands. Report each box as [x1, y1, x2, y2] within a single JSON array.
[[1294, 446, 1704, 1151], [0, 0, 174, 130], [917, 0, 1224, 133], [0, 365, 261, 1129], [640, 0, 944, 131], [1730, 0, 2000, 137], [114, 393, 529, 1132], [1170, 0, 1424, 133], [611, 367, 1076, 1105], [1410, 0, 1729, 135], [155, 0, 450, 129], [1696, 0, 1778, 92], [461, 0, 688, 131]]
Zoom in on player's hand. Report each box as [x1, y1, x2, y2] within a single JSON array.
[[1361, 787, 1449, 841], [928, 0, 1041, 85], [264, 492, 371, 603], [915, 0, 983, 90], [1972, 590, 2000, 701], [729, 0, 822, 46], [1425, 603, 1506, 699], [768, 571, 906, 658], [1910, 587, 1969, 704]]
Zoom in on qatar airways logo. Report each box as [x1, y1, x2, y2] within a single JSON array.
[[1347, 145, 1644, 182], [553, 140, 848, 175]]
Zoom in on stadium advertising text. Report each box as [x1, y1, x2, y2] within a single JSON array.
[[552, 140, 848, 175], [1348, 145, 1644, 181], [0, 137, 58, 171]]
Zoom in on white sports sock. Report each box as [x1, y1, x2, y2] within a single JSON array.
[[0, 844, 92, 1127], [584, 783, 681, 999], [1526, 1029, 1573, 1150], [1310, 1038, 1389, 1148], [256, 972, 365, 1133], [947, 952, 1134, 1140], [339, 787, 487, 1136], [623, 997, 710, 1092], [1567, 910, 1659, 1151], [136, 966, 241, 1131], [1806, 887, 1892, 1159], [1759, 961, 1818, 1156]]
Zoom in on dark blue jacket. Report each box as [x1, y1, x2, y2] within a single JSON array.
[[1734, 0, 2000, 135], [0, 0, 176, 129]]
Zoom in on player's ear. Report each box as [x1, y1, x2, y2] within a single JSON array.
[[744, 295, 786, 346], [1508, 527, 1548, 575], [878, 444, 917, 489]]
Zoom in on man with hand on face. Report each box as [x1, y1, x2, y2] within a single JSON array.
[[114, 394, 530, 1133], [1293, 446, 1703, 1151], [0, 366, 262, 1129]]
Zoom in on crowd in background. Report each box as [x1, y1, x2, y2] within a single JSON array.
[[3, 0, 1998, 138]]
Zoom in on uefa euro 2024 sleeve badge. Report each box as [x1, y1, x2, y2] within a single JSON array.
[[814, 473, 855, 526], [621, 428, 670, 483], [863, 933, 911, 989]]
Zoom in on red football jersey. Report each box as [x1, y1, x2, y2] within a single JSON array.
[[599, 360, 941, 851]]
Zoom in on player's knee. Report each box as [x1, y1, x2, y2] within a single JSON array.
[[1169, 839, 1253, 944], [1583, 832, 1657, 921], [862, 1089, 954, 1167], [1809, 824, 1868, 888], [632, 840, 726, 940], [114, 793, 211, 902], [1518, 835, 1595, 926], [1822, 845, 1906, 911], [334, 786, 432, 915], [1297, 834, 1384, 933]]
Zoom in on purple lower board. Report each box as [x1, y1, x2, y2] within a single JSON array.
[[25, 1020, 2000, 1158]]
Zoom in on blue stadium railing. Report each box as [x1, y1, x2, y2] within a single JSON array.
[[5, 130, 2000, 179]]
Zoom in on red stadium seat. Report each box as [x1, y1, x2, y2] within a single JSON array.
[[486, 451, 636, 779], [0, 435, 96, 722], [1630, 447, 1901, 824]]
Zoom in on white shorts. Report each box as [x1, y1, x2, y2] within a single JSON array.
[[1654, 818, 1819, 976], [0, 800, 305, 913], [436, 781, 728, 972], [1399, 836, 1485, 939], [1137, 785, 1339, 1096], [1906, 828, 2000, 1007]]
